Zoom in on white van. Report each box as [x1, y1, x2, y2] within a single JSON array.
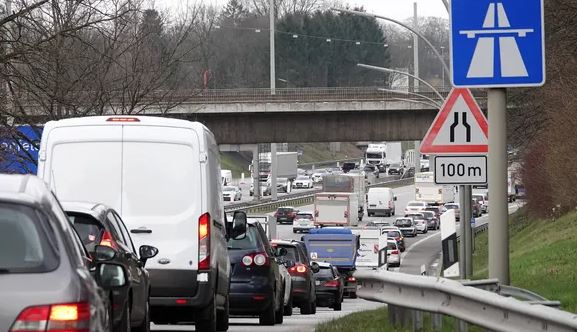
[[366, 187, 396, 217], [221, 169, 232, 186], [37, 116, 232, 331]]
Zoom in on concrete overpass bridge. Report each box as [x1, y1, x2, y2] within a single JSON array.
[[20, 87, 488, 144]]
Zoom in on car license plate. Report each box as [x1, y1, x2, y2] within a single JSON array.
[[315, 280, 321, 286]]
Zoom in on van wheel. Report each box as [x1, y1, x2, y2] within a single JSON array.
[[196, 295, 217, 332], [259, 301, 276, 326], [300, 300, 315, 315], [216, 294, 229, 331]]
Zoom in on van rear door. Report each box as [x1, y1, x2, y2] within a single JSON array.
[[121, 125, 202, 271], [39, 125, 123, 208]]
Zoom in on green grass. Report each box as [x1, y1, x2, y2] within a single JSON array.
[[316, 209, 577, 332], [472, 209, 577, 312]]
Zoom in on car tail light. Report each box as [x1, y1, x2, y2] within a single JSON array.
[[10, 302, 90, 332], [99, 230, 117, 249], [395, 237, 401, 242], [391, 250, 399, 255], [198, 213, 210, 270], [323, 280, 340, 287], [347, 276, 356, 282], [242, 252, 270, 267], [106, 117, 139, 122], [289, 264, 308, 275]]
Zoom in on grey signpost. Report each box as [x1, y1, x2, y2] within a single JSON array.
[[450, 0, 545, 284]]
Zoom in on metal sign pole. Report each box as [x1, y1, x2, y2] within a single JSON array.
[[464, 185, 473, 278], [271, 143, 278, 200], [488, 88, 509, 285], [459, 185, 466, 279]]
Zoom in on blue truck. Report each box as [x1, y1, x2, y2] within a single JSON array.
[[303, 227, 360, 298]]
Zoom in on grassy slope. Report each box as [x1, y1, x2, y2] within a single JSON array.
[[316, 209, 577, 332], [473, 209, 577, 313]]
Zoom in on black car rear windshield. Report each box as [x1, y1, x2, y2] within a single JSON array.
[[394, 219, 413, 227], [315, 267, 334, 279], [227, 225, 261, 250], [67, 212, 104, 251], [0, 203, 59, 273], [274, 244, 300, 262], [277, 208, 293, 213]]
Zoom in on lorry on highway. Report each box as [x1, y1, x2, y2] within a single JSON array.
[[314, 192, 359, 227], [414, 172, 455, 205], [252, 152, 298, 194], [385, 142, 403, 170], [221, 169, 232, 185], [303, 227, 360, 298], [321, 173, 365, 220], [350, 228, 388, 270], [365, 143, 387, 172]]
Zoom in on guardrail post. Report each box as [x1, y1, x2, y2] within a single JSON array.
[[457, 320, 468, 332], [412, 310, 423, 331]]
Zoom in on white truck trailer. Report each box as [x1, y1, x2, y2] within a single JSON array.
[[351, 228, 388, 270], [323, 174, 366, 219], [314, 193, 359, 227], [414, 172, 455, 205]]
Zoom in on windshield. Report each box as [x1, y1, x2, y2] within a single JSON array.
[[227, 225, 260, 250], [408, 202, 424, 207], [394, 219, 413, 227], [0, 203, 59, 273], [223, 186, 236, 191], [297, 176, 309, 180], [366, 153, 384, 159], [296, 214, 313, 220]]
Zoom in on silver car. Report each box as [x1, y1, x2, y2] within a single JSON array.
[[0, 175, 124, 332]]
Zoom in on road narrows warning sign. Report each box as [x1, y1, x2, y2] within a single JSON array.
[[420, 88, 488, 155]]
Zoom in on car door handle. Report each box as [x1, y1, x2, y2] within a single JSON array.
[[131, 228, 152, 234]]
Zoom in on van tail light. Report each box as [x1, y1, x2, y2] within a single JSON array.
[[106, 117, 140, 122], [391, 250, 399, 255], [288, 264, 308, 275], [322, 280, 340, 288], [241, 252, 269, 267], [198, 213, 210, 270], [10, 302, 90, 332], [347, 276, 356, 282], [99, 231, 117, 249]]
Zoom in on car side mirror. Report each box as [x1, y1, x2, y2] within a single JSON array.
[[228, 211, 247, 240], [276, 247, 288, 257], [94, 245, 116, 262], [283, 260, 296, 268], [95, 263, 127, 290], [311, 262, 320, 273], [139, 245, 159, 266]]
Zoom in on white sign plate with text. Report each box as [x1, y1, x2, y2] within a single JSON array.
[[434, 156, 487, 185]]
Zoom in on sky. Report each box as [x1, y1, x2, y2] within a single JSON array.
[[158, 0, 449, 21]]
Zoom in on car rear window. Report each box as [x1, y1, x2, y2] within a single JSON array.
[[0, 203, 59, 273], [387, 242, 397, 250], [277, 208, 293, 213], [227, 225, 261, 250], [386, 230, 401, 238], [394, 219, 412, 227], [67, 212, 103, 252], [296, 214, 313, 220], [408, 202, 424, 207], [273, 244, 299, 262], [315, 267, 334, 279]]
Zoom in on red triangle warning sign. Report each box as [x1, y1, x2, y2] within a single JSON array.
[[420, 88, 488, 154]]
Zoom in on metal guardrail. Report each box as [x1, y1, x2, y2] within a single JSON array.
[[355, 270, 577, 332], [224, 177, 414, 214]]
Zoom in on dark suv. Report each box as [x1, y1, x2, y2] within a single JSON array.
[[271, 240, 317, 315], [341, 162, 357, 173], [62, 201, 158, 332], [274, 207, 297, 224], [228, 221, 285, 325]]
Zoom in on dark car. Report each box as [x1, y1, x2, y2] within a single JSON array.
[[275, 206, 298, 224], [62, 201, 158, 332], [0, 175, 120, 332], [271, 239, 317, 315], [381, 228, 405, 252], [341, 162, 357, 173], [422, 211, 440, 230], [425, 206, 443, 219], [314, 262, 344, 311], [472, 199, 482, 218], [388, 162, 403, 175], [228, 221, 285, 325]]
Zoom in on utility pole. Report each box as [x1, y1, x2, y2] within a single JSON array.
[[271, 143, 278, 200], [413, 2, 419, 92], [488, 88, 509, 284], [269, 0, 276, 96]]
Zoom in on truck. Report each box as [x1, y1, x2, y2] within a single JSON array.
[[365, 143, 387, 172], [508, 162, 522, 202], [303, 228, 360, 297], [414, 172, 455, 205], [314, 192, 359, 227], [251, 151, 298, 195], [350, 228, 388, 270], [322, 174, 365, 218], [221, 169, 232, 186], [385, 142, 403, 169]]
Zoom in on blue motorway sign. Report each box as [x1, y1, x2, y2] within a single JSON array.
[[450, 0, 545, 88], [0, 126, 42, 174]]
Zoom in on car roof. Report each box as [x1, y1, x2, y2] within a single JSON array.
[[0, 174, 53, 207], [60, 201, 109, 219], [44, 115, 207, 131], [277, 206, 295, 209], [296, 211, 313, 215]]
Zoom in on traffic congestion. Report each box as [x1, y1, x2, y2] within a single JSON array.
[[0, 116, 484, 331]]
